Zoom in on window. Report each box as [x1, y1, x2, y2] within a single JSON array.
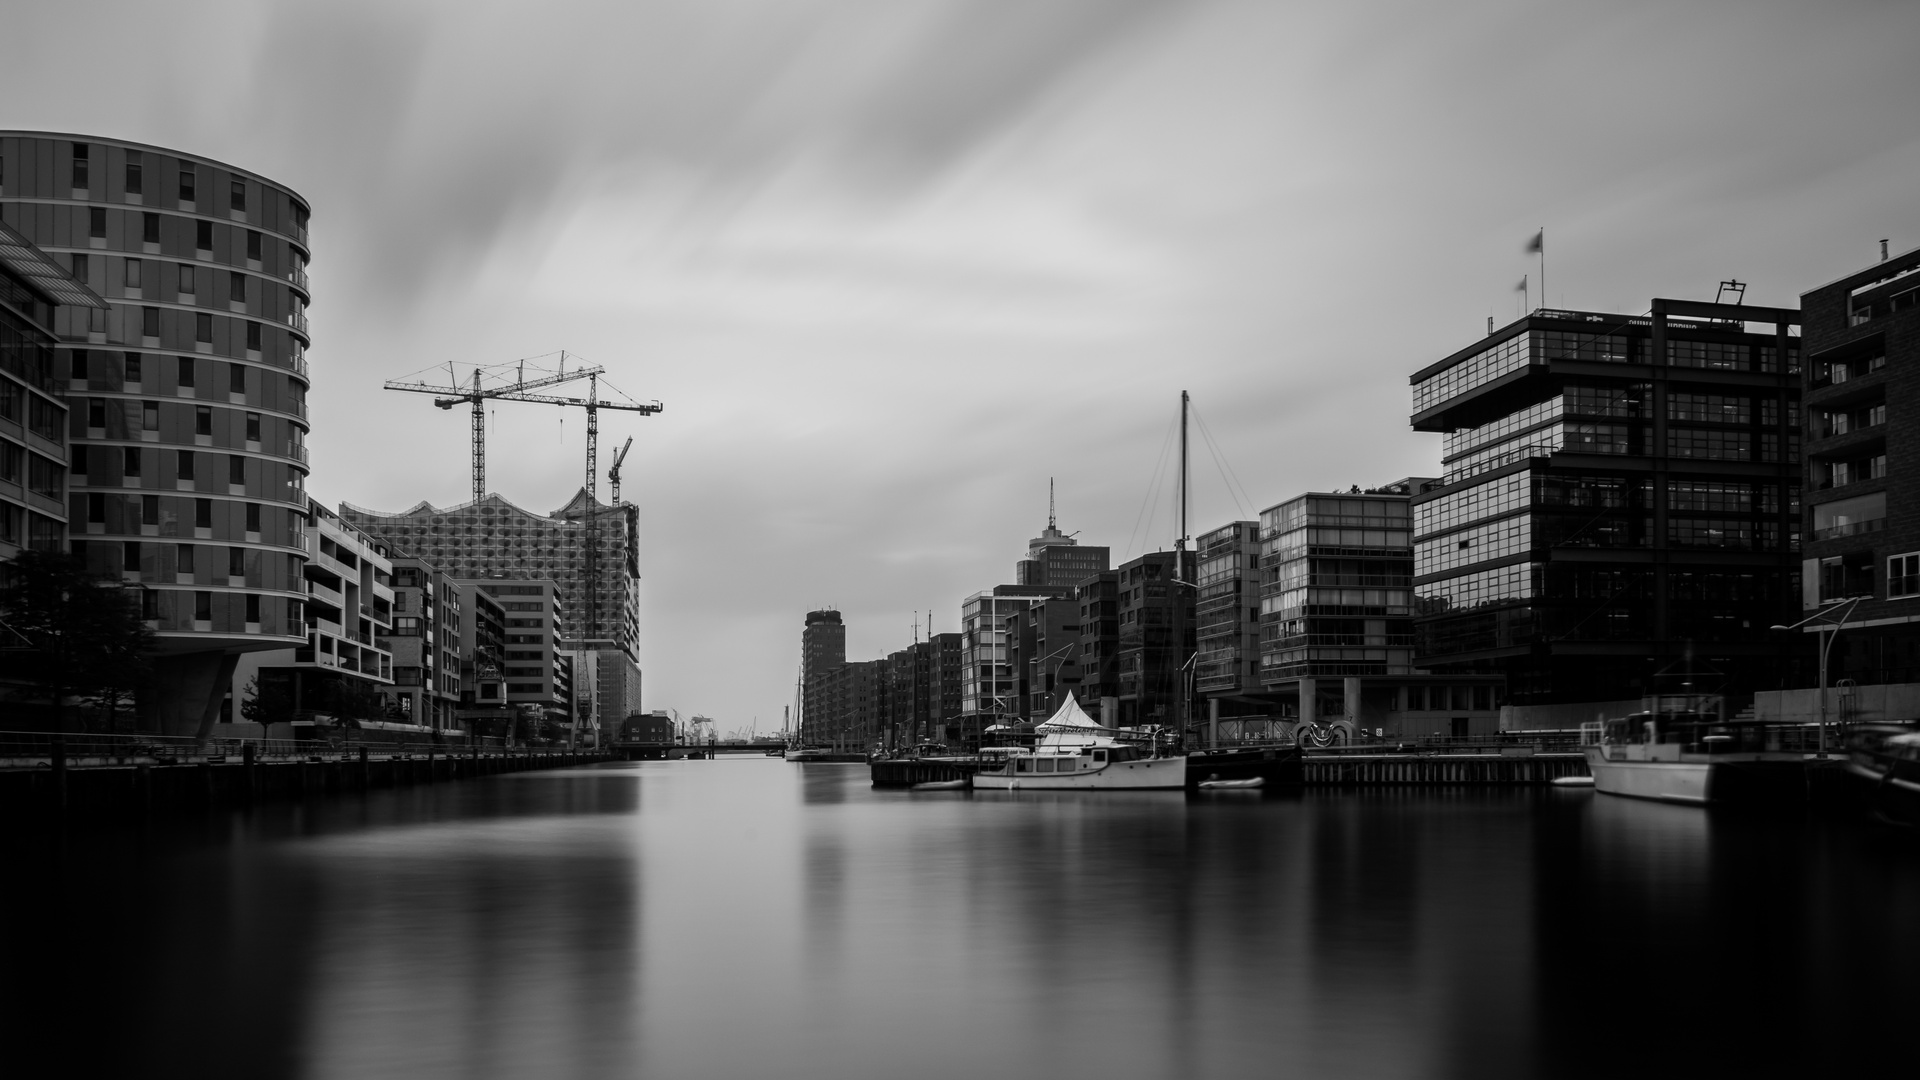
[[230, 179, 246, 213], [87, 492, 105, 523], [245, 502, 260, 533], [123, 446, 141, 476], [87, 397, 106, 429], [72, 253, 88, 281], [71, 445, 89, 475], [72, 351, 90, 380], [177, 450, 194, 481], [246, 230, 261, 261], [195, 498, 211, 529], [229, 271, 245, 304], [0, 383, 16, 420], [0, 441, 18, 482], [1889, 554, 1920, 599], [178, 264, 195, 294], [26, 454, 62, 497], [125, 154, 142, 195], [228, 454, 245, 485], [123, 352, 142, 386], [195, 313, 212, 344], [245, 412, 260, 442], [195, 405, 212, 435], [123, 258, 142, 289], [26, 396, 61, 440], [1820, 552, 1875, 602], [245, 321, 261, 351], [142, 307, 159, 338], [228, 363, 245, 394], [195, 591, 211, 622], [141, 400, 159, 430], [123, 541, 140, 572], [142, 212, 159, 244], [141, 588, 158, 621], [228, 546, 245, 578], [141, 494, 158, 525], [179, 168, 195, 203], [71, 143, 89, 188], [196, 220, 213, 251], [1814, 493, 1886, 540], [245, 594, 260, 624]]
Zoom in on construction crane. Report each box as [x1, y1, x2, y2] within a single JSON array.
[[607, 436, 635, 505], [383, 353, 662, 652]]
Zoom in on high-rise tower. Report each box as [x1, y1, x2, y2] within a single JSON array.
[[0, 132, 315, 735]]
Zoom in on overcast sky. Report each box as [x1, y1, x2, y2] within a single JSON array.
[[7, 0, 1919, 729]]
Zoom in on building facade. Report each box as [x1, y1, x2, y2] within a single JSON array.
[[2, 132, 315, 735], [456, 584, 508, 730], [1795, 245, 1920, 700], [385, 555, 463, 731], [799, 608, 845, 747], [595, 648, 643, 742], [1113, 551, 1194, 731], [1016, 519, 1110, 588], [1408, 301, 1802, 710], [460, 577, 573, 736]]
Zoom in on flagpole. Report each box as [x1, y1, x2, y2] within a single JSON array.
[[1539, 227, 1546, 310]]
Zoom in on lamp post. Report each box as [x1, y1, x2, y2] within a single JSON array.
[[1770, 595, 1863, 754]]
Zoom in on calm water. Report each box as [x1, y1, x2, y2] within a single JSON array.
[[5, 758, 1916, 1079]]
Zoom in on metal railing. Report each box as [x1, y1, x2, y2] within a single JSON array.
[[0, 730, 565, 769]]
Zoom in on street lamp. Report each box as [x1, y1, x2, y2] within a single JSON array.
[[1770, 595, 1864, 754]]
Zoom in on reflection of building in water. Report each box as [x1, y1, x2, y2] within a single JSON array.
[[1408, 300, 1802, 713]]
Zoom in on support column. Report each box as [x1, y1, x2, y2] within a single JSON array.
[[1344, 676, 1362, 733], [1299, 677, 1317, 727], [138, 651, 242, 739], [1208, 697, 1219, 748]]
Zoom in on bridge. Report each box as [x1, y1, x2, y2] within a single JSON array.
[[610, 741, 787, 761]]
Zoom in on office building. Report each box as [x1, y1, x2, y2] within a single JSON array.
[[2, 132, 316, 735], [1071, 571, 1122, 725], [887, 640, 931, 748], [340, 491, 639, 663], [460, 577, 573, 737], [927, 631, 964, 744], [229, 500, 393, 731], [1780, 244, 1920, 718], [959, 584, 1067, 745], [799, 608, 845, 747], [1016, 515, 1109, 588], [385, 555, 464, 731], [1013, 595, 1081, 721], [1112, 551, 1194, 730], [1193, 521, 1265, 737], [456, 584, 508, 730], [0, 219, 103, 562], [595, 648, 643, 741], [1408, 299, 1802, 713]]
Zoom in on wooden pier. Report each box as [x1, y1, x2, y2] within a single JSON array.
[[1302, 750, 1588, 786]]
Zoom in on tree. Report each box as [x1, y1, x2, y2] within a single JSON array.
[[240, 674, 295, 727], [0, 551, 154, 732]]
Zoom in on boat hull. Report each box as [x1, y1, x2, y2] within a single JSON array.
[[1586, 753, 1712, 804], [973, 755, 1187, 790], [1584, 747, 1840, 805]]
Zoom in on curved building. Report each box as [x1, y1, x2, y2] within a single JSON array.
[[0, 132, 315, 734]]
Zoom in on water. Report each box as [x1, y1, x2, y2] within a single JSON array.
[[4, 758, 1915, 1079]]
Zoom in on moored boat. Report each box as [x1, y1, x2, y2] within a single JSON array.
[[972, 696, 1186, 791], [1845, 725, 1920, 827], [1582, 695, 1840, 805]]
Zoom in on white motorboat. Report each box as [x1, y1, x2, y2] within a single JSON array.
[[1197, 776, 1264, 790], [909, 779, 969, 791], [1582, 696, 1834, 805], [784, 747, 831, 763], [972, 696, 1186, 791]]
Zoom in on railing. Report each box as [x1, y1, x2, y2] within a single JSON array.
[[0, 730, 561, 767]]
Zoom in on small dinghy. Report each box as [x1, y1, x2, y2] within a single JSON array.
[[1552, 775, 1596, 787], [909, 779, 969, 791], [1197, 776, 1264, 790]]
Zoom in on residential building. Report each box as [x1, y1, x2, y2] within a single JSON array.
[[340, 491, 640, 664], [799, 608, 845, 747], [1072, 572, 1122, 725], [2, 132, 316, 736], [1112, 551, 1194, 731], [1194, 521, 1267, 738], [0, 218, 102, 564], [927, 631, 964, 744], [229, 500, 393, 731], [456, 584, 508, 732], [1408, 300, 1803, 713], [959, 585, 1066, 746], [384, 554, 463, 732], [887, 640, 930, 748], [460, 577, 573, 737], [1782, 244, 1920, 715], [595, 648, 643, 742], [1013, 595, 1081, 720]]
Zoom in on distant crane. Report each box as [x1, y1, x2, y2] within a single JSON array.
[[607, 436, 635, 505], [383, 353, 663, 650]]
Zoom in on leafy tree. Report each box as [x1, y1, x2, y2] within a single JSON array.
[[0, 551, 154, 732], [240, 674, 296, 727]]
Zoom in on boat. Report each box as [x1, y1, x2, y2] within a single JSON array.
[[1581, 695, 1841, 805], [909, 779, 969, 791], [1185, 744, 1302, 789], [972, 696, 1187, 791], [1196, 776, 1263, 790], [1551, 775, 1596, 788], [1845, 725, 1920, 827], [784, 747, 833, 763]]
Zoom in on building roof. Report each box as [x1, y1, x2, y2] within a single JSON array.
[[0, 218, 107, 310]]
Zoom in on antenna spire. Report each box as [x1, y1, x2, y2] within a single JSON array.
[[1049, 477, 1056, 530]]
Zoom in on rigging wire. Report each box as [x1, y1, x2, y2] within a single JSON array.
[[1124, 416, 1180, 561], [1187, 401, 1258, 521]]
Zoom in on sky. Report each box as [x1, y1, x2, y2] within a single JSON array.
[[6, 0, 1919, 729]]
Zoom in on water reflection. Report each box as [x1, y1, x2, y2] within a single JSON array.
[[2, 760, 1915, 1078]]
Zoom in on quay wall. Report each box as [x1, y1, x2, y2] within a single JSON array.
[[1302, 752, 1588, 786], [2, 747, 611, 823]]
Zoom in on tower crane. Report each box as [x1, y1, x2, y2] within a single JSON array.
[[383, 353, 662, 656], [607, 436, 635, 505]]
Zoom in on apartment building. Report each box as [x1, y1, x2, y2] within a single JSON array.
[[386, 555, 463, 732]]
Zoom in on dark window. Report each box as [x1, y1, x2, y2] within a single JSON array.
[[245, 502, 260, 533], [246, 230, 261, 261], [141, 494, 158, 525], [195, 591, 211, 622], [229, 271, 245, 303], [177, 450, 194, 481], [125, 155, 142, 195], [88, 492, 105, 522], [123, 258, 141, 288], [71, 143, 88, 188], [87, 398, 105, 428], [229, 546, 245, 577], [141, 400, 158, 430], [229, 180, 246, 213], [88, 208, 105, 239], [245, 412, 260, 442], [178, 264, 195, 294], [123, 446, 141, 476], [141, 588, 158, 621], [196, 220, 212, 251], [177, 356, 194, 386], [179, 168, 195, 202], [142, 307, 159, 338], [123, 541, 140, 572], [228, 363, 245, 394], [71, 445, 89, 474], [245, 321, 261, 351], [195, 313, 212, 343], [125, 352, 142, 385], [71, 253, 88, 281], [195, 498, 212, 529], [72, 351, 90, 379], [195, 405, 212, 435], [229, 455, 244, 485], [142, 212, 159, 244], [245, 594, 260, 623]]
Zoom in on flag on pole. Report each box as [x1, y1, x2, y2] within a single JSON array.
[[1516, 274, 1528, 293], [1525, 229, 1544, 254]]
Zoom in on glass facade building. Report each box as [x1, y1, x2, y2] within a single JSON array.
[[1408, 302, 1803, 705]]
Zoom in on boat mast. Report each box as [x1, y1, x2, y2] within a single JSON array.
[[1177, 390, 1189, 568]]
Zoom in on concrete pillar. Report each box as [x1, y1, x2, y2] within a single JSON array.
[[1208, 697, 1219, 748], [1299, 677, 1317, 727], [1344, 677, 1362, 732], [1101, 697, 1118, 727], [138, 651, 242, 739]]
